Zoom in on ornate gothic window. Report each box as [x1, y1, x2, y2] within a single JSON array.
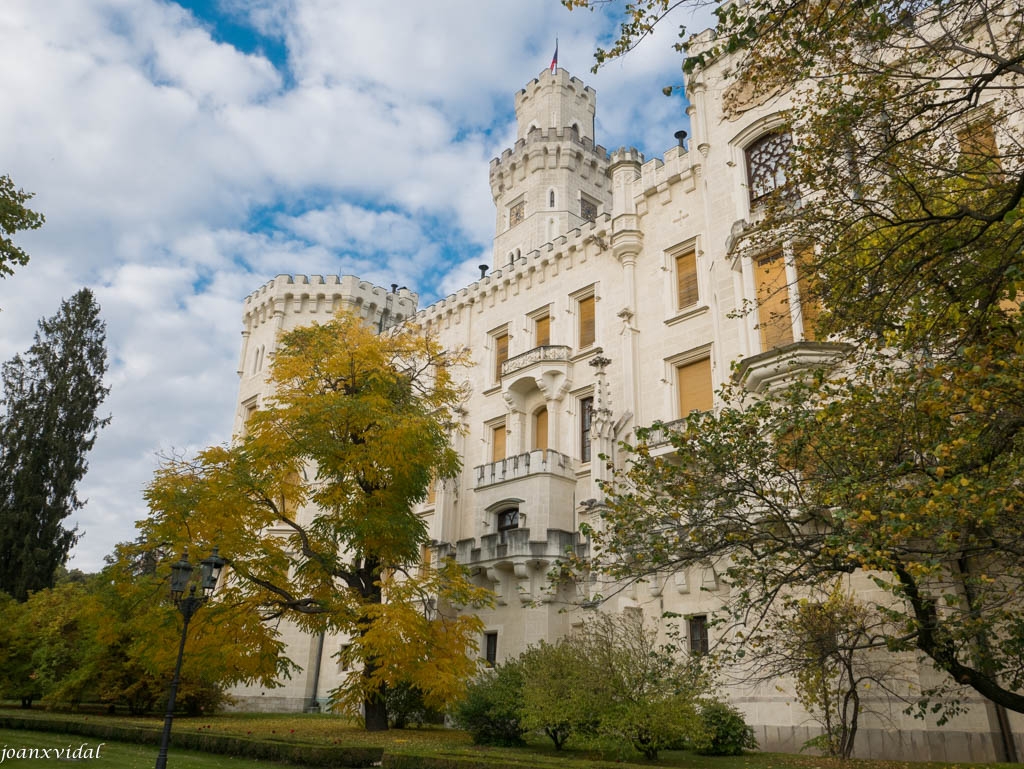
[[580, 197, 597, 222], [746, 131, 792, 203]]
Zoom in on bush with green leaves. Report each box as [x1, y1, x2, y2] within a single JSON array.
[[385, 681, 444, 729], [692, 700, 757, 756], [451, 661, 526, 746]]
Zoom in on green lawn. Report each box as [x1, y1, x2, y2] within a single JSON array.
[[1, 710, 1017, 769], [0, 729, 267, 769]]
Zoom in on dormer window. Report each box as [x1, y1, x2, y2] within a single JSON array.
[[746, 131, 792, 203]]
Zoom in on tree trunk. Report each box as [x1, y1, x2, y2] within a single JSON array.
[[363, 690, 389, 731]]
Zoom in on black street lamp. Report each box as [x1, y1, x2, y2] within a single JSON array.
[[155, 546, 226, 769]]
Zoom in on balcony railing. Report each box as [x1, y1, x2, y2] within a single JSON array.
[[637, 418, 688, 448], [475, 449, 576, 488], [501, 345, 571, 377]]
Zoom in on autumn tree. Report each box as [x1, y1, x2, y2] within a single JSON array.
[[0, 289, 110, 600], [0, 174, 44, 281], [563, 1, 1024, 756], [143, 313, 490, 730]]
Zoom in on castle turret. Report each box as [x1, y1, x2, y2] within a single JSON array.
[[489, 69, 611, 267]]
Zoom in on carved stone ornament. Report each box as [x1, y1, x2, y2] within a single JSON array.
[[722, 76, 782, 122]]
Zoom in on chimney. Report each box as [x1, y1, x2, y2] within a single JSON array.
[[478, 264, 489, 279], [674, 130, 688, 150]]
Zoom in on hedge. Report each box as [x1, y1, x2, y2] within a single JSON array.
[[0, 715, 382, 768]]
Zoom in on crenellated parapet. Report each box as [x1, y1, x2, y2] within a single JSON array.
[[242, 274, 418, 332], [412, 213, 613, 334], [488, 128, 610, 200]]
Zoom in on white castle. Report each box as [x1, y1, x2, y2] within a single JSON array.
[[228, 62, 1021, 761]]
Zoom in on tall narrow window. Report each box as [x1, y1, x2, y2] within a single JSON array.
[[578, 295, 595, 349], [535, 314, 550, 347], [746, 132, 793, 203], [957, 117, 1001, 178], [677, 357, 713, 416], [795, 247, 820, 341], [425, 474, 437, 505], [676, 250, 698, 309], [580, 396, 594, 462], [689, 616, 709, 655], [756, 252, 794, 350], [549, 190, 556, 208], [484, 632, 498, 667], [492, 423, 507, 462], [534, 407, 549, 451], [494, 330, 509, 380]]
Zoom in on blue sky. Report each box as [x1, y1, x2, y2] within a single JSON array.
[[0, 0, 712, 571]]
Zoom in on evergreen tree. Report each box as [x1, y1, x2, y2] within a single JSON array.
[[0, 289, 110, 600]]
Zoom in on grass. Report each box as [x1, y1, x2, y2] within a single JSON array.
[[1, 709, 1017, 769], [0, 729, 267, 769]]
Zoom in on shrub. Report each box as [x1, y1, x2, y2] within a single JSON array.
[[385, 681, 444, 728], [692, 700, 757, 756], [451, 662, 525, 746]]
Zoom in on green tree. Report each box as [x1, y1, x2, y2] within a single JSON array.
[[0, 289, 110, 601], [564, 0, 1024, 751], [143, 312, 491, 730], [0, 174, 44, 281]]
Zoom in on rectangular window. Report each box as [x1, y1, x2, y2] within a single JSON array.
[[419, 545, 432, 578], [689, 616, 709, 655], [756, 252, 794, 351], [677, 357, 713, 416], [580, 396, 594, 462], [535, 314, 550, 347], [425, 474, 437, 505], [957, 117, 1001, 177], [484, 632, 498, 667], [578, 295, 595, 349], [795, 247, 820, 341], [676, 250, 699, 309], [534, 408, 548, 451], [492, 422, 507, 462], [494, 330, 509, 380]]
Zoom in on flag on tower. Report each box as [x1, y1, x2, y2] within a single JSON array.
[[550, 40, 558, 74]]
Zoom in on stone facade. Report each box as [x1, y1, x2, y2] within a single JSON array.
[[227, 64, 1023, 761]]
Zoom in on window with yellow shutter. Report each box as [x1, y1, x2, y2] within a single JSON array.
[[578, 294, 595, 348], [492, 422, 507, 462], [677, 357, 713, 416], [756, 252, 794, 351], [676, 250, 699, 309], [534, 407, 548, 451], [535, 314, 550, 347], [494, 330, 509, 380]]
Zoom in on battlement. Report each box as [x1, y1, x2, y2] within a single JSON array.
[[490, 127, 608, 170], [513, 68, 597, 143], [488, 129, 611, 200], [243, 274, 418, 329], [516, 68, 594, 106], [412, 212, 613, 330]]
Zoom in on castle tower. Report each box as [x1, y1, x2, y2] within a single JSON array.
[[489, 69, 611, 267]]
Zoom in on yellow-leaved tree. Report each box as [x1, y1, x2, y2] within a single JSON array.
[[142, 312, 491, 730]]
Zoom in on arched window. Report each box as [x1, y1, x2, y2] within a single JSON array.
[[549, 189, 555, 208], [745, 131, 793, 203]]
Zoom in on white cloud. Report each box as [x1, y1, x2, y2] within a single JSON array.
[[0, 0, 698, 571]]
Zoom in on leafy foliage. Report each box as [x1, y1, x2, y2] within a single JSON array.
[[692, 700, 758, 756], [564, 0, 1024, 731], [452, 662, 527, 747], [142, 312, 491, 729], [0, 289, 110, 600], [0, 174, 44, 280]]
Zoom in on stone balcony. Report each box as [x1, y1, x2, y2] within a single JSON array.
[[500, 344, 571, 378], [733, 341, 852, 394], [474, 448, 576, 489]]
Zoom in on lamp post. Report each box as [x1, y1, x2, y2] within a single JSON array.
[[155, 547, 225, 769]]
